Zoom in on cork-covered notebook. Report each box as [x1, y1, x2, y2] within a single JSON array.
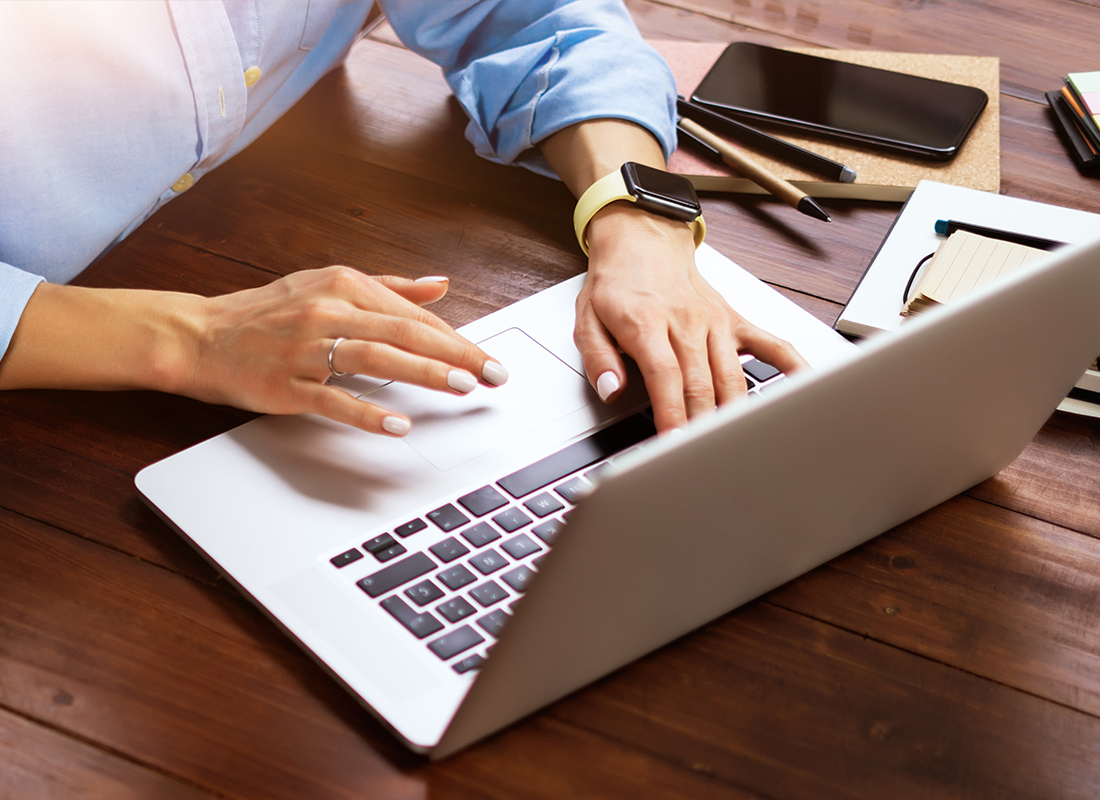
[[653, 40, 1000, 202]]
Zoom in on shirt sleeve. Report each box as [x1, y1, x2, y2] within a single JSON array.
[[379, 0, 678, 177], [0, 263, 45, 361]]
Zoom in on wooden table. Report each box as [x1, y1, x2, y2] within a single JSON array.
[[4, 2, 1100, 797]]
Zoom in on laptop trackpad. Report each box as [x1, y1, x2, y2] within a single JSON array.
[[358, 328, 594, 471]]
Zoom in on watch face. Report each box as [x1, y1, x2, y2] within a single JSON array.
[[621, 162, 702, 222]]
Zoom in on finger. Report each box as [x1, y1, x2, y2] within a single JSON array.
[[734, 322, 810, 376], [668, 329, 718, 420], [334, 312, 508, 387], [629, 329, 688, 433], [327, 336, 485, 396], [372, 274, 450, 306], [299, 381, 413, 437], [573, 301, 626, 403], [706, 326, 750, 406], [320, 270, 508, 386]]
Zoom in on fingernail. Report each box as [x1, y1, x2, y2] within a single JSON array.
[[482, 360, 509, 386], [596, 371, 620, 402], [415, 275, 448, 283], [382, 416, 411, 437], [447, 369, 477, 394]]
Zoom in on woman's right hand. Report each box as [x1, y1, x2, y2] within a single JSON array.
[[0, 266, 507, 437], [178, 267, 508, 436]]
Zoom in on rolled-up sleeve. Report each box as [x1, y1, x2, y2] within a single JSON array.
[[380, 0, 677, 175], [0, 264, 45, 360]]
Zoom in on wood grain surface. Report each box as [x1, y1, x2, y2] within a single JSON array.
[[3, 2, 1100, 797]]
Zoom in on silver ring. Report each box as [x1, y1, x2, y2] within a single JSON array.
[[328, 337, 350, 379]]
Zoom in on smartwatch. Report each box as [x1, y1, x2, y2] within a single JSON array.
[[573, 162, 706, 255]]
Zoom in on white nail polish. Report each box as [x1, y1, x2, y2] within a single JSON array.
[[382, 416, 411, 437], [482, 361, 509, 386], [414, 275, 448, 283], [447, 369, 477, 394], [596, 371, 620, 402]]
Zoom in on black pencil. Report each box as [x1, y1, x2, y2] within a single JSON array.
[[677, 96, 856, 183]]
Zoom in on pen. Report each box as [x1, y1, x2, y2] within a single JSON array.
[[677, 96, 856, 183], [934, 219, 1066, 251], [677, 116, 832, 222]]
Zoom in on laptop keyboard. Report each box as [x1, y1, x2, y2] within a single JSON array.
[[328, 359, 786, 675]]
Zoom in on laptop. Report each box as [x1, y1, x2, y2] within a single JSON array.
[[136, 233, 1100, 758]]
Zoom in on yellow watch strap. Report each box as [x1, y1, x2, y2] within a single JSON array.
[[572, 166, 706, 256]]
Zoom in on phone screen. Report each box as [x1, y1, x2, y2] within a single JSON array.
[[691, 43, 988, 161]]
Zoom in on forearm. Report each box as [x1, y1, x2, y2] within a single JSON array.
[[539, 119, 694, 255], [0, 282, 198, 393]]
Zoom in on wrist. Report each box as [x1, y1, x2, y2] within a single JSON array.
[[572, 162, 705, 256], [585, 202, 698, 257]]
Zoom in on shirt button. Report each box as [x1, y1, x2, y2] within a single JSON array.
[[171, 173, 194, 193], [244, 66, 262, 87]]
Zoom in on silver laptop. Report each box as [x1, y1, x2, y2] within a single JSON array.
[[136, 234, 1100, 758]]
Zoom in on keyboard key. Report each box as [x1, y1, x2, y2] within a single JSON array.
[[429, 536, 470, 563], [461, 521, 501, 548], [742, 358, 782, 383], [457, 485, 508, 517], [436, 596, 477, 623], [394, 518, 428, 538], [363, 533, 397, 554], [492, 507, 532, 532], [357, 552, 436, 598], [428, 625, 484, 660], [756, 375, 788, 393], [381, 596, 444, 639], [524, 492, 564, 518], [497, 413, 655, 498], [501, 533, 541, 561], [330, 548, 363, 568], [452, 653, 485, 674], [500, 564, 535, 593], [554, 476, 590, 504], [584, 462, 612, 483], [427, 503, 470, 532], [532, 518, 563, 545], [477, 609, 510, 638], [405, 579, 444, 607], [469, 548, 509, 575], [469, 580, 509, 608], [374, 542, 407, 563], [437, 563, 477, 591]]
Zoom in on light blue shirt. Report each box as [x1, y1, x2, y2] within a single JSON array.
[[0, 0, 676, 360]]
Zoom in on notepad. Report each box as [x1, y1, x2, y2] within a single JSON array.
[[901, 230, 1047, 315]]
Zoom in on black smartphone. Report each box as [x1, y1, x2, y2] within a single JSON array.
[[691, 42, 989, 161]]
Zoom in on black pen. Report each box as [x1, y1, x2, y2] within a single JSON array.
[[934, 219, 1066, 251], [677, 96, 856, 183]]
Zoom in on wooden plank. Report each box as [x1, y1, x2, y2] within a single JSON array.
[[768, 495, 1100, 715], [549, 600, 1100, 799], [969, 411, 1100, 538], [0, 707, 217, 800], [431, 717, 765, 800]]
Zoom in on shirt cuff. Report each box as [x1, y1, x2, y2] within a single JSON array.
[[0, 262, 45, 361]]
